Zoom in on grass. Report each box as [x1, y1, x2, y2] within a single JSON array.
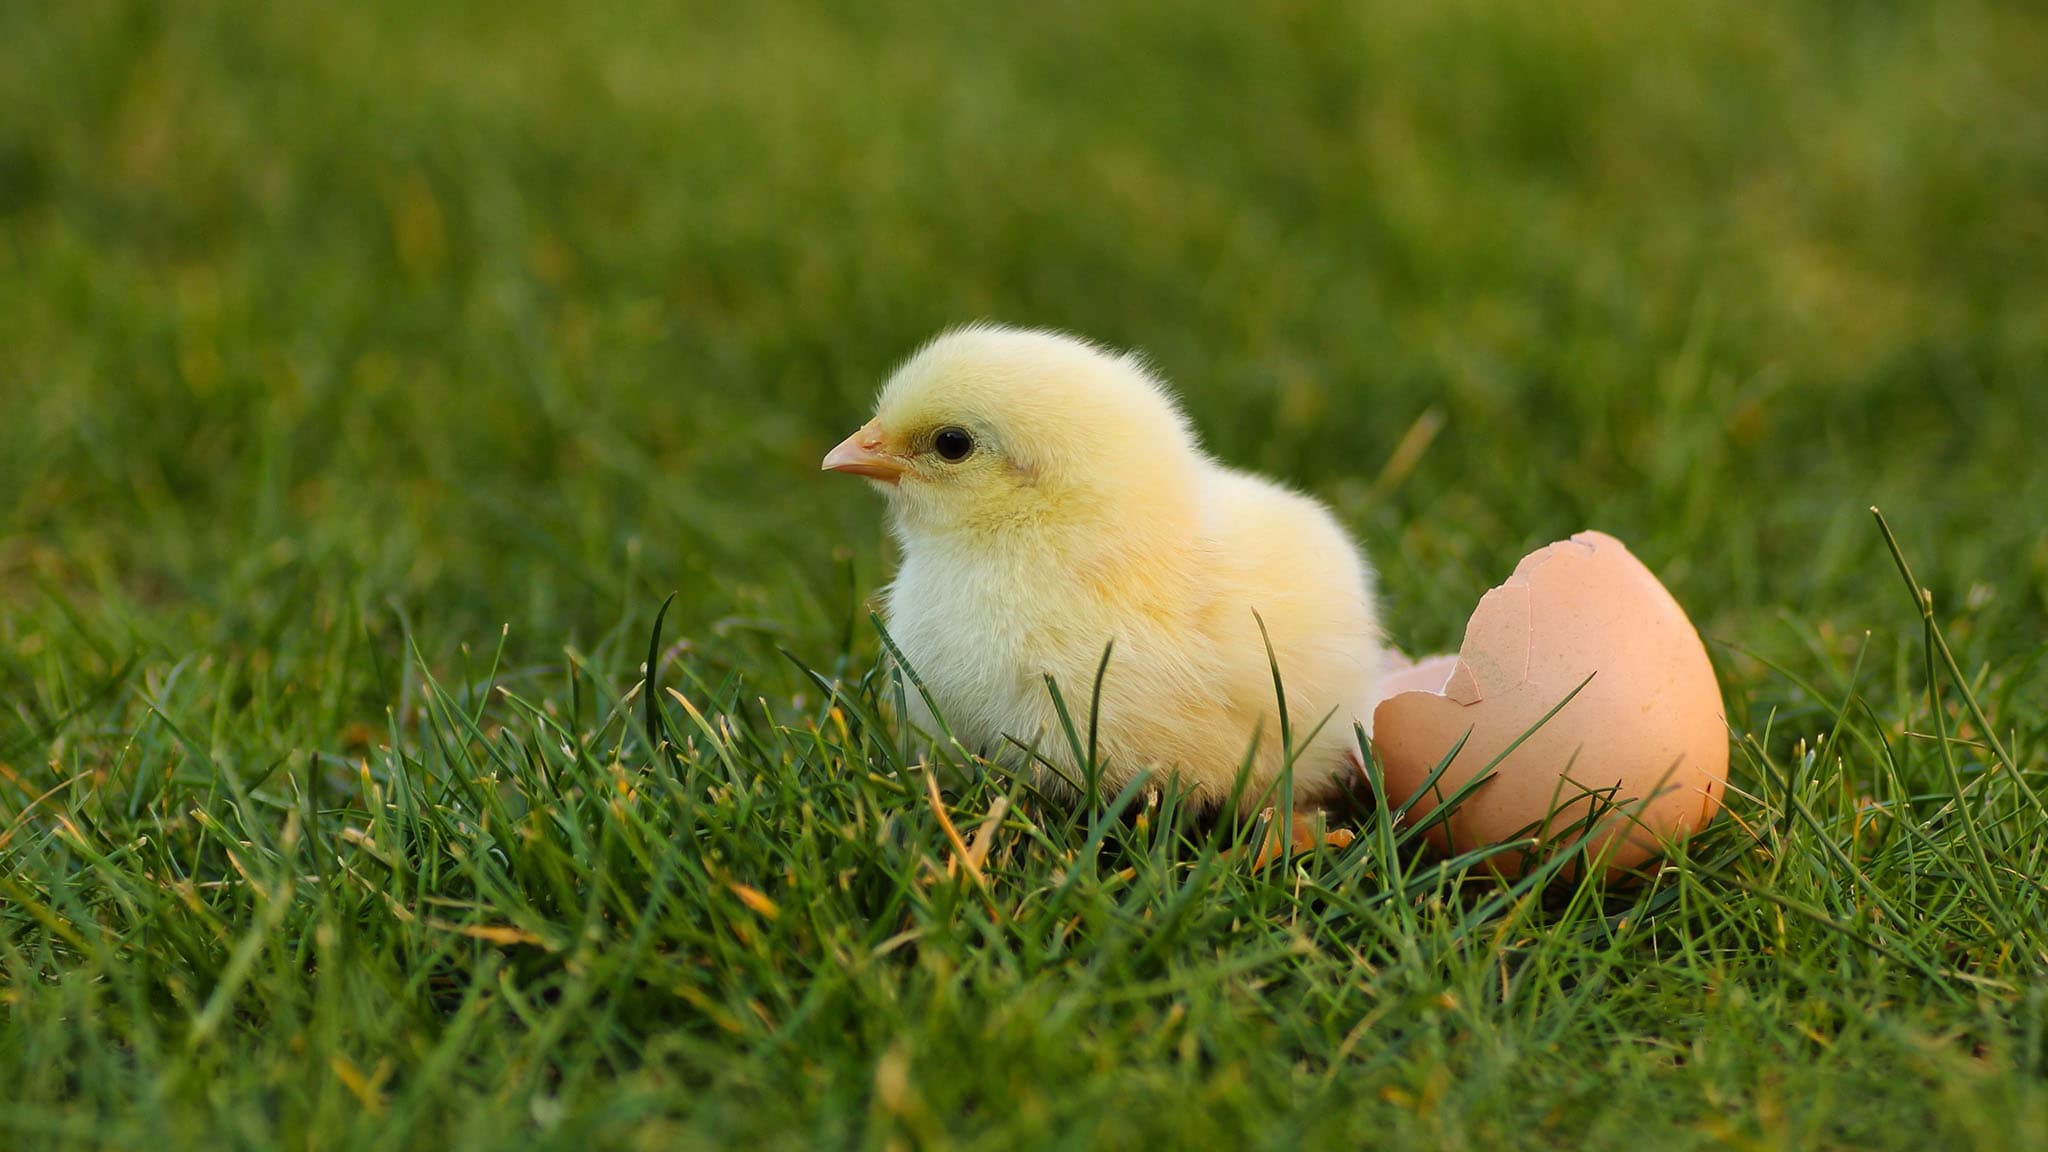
[[3, 0, 2047, 1147]]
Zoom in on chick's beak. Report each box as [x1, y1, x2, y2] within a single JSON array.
[[821, 419, 907, 484]]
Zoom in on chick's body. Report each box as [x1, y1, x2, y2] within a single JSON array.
[[828, 326, 1383, 809]]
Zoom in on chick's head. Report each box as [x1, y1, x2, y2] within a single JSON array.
[[825, 325, 1204, 546]]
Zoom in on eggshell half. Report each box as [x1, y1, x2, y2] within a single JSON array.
[[1370, 531, 1727, 876]]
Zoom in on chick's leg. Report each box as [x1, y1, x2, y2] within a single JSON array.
[[1246, 810, 1355, 868], [1291, 811, 1357, 852]]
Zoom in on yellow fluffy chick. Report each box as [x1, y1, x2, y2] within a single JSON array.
[[823, 324, 1384, 818]]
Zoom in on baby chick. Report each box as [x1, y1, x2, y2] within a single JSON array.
[[824, 325, 1384, 829]]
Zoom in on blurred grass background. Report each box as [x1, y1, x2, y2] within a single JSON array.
[[6, 0, 2044, 666], [2, 0, 2046, 1147]]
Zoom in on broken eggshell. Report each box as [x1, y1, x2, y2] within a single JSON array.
[[1369, 531, 1727, 877]]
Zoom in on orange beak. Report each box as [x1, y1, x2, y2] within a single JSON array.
[[821, 419, 907, 484]]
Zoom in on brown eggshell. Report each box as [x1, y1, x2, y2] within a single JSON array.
[[1370, 531, 1727, 877], [1374, 652, 1463, 704]]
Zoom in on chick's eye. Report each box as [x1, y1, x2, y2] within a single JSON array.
[[933, 426, 975, 462]]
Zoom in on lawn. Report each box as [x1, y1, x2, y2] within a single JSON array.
[[3, 0, 2047, 1147]]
